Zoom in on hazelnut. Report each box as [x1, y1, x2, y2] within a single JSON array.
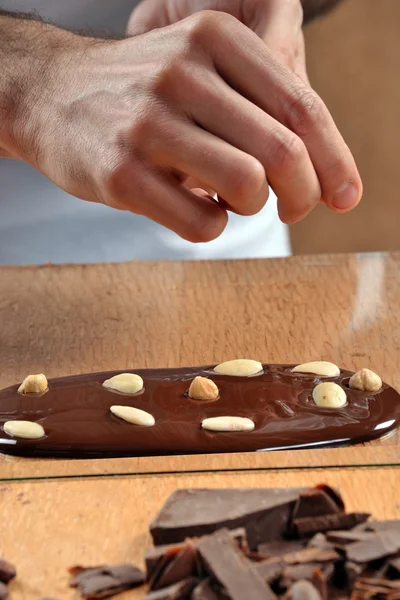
[[18, 373, 48, 394], [188, 376, 219, 401], [312, 382, 347, 408], [349, 368, 382, 392]]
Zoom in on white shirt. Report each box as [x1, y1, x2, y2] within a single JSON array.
[[0, 0, 290, 264]]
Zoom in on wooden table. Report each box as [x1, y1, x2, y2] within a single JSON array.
[[0, 466, 399, 599], [0, 253, 399, 597], [0, 252, 399, 478]]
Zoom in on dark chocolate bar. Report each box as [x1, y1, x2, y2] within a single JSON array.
[[0, 364, 398, 457], [150, 487, 304, 549]]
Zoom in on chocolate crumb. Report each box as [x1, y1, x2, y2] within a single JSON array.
[[0, 559, 16, 584], [69, 563, 145, 599]]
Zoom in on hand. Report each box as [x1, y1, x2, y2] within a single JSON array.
[[128, 0, 308, 82], [16, 12, 361, 245]]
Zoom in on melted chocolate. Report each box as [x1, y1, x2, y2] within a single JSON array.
[[0, 365, 399, 458]]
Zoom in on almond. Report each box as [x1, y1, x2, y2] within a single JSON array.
[[188, 376, 219, 401]]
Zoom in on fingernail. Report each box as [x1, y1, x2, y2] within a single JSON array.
[[332, 181, 359, 211]]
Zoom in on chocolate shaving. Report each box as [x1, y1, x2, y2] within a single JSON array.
[[69, 564, 145, 599], [281, 547, 339, 565], [152, 543, 198, 591]]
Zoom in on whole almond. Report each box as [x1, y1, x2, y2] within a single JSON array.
[[349, 368, 382, 392], [214, 359, 262, 377], [188, 376, 219, 401], [110, 405, 155, 427], [4, 420, 45, 439], [312, 382, 347, 408], [103, 373, 143, 394], [292, 361, 340, 377], [18, 373, 48, 394], [201, 416, 255, 432]]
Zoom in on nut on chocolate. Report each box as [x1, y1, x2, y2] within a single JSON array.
[[110, 405, 155, 427], [18, 373, 48, 394], [214, 359, 263, 377], [201, 416, 255, 432], [312, 382, 347, 408], [349, 368, 382, 392], [188, 376, 218, 401], [292, 361, 340, 377], [3, 420, 45, 439], [103, 373, 144, 394]]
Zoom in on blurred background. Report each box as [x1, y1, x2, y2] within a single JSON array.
[[290, 0, 399, 254]]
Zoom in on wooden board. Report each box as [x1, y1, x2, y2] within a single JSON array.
[[0, 466, 399, 599], [0, 253, 399, 479]]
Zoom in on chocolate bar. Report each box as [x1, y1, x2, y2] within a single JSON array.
[[0, 364, 398, 457]]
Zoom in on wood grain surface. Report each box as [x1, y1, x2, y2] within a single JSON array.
[[1, 466, 399, 599], [0, 253, 399, 478]]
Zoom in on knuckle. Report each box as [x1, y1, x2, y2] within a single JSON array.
[[268, 133, 306, 172], [285, 89, 326, 136], [147, 57, 185, 96], [186, 10, 235, 45], [228, 158, 266, 210]]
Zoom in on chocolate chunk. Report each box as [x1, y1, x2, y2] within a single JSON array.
[[152, 542, 198, 591], [0, 559, 16, 584], [346, 531, 400, 563], [291, 486, 343, 523], [293, 512, 370, 537], [145, 578, 198, 600], [146, 542, 188, 583], [150, 488, 304, 550], [290, 580, 322, 600], [191, 579, 220, 600], [258, 540, 305, 557], [0, 582, 8, 600], [196, 529, 277, 600], [326, 530, 374, 545], [69, 564, 145, 599]]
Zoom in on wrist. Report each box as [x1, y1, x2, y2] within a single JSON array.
[[0, 15, 89, 164]]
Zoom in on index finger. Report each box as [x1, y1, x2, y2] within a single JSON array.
[[204, 12, 362, 215]]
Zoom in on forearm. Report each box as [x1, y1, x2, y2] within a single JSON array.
[[301, 0, 344, 24], [0, 11, 84, 161]]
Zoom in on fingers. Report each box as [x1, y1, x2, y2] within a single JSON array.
[[177, 69, 321, 223], [104, 159, 228, 243], [203, 12, 362, 213], [141, 115, 269, 216]]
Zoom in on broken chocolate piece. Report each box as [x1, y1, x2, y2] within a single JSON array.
[[291, 487, 343, 523], [145, 578, 198, 599], [69, 564, 145, 599], [293, 512, 370, 537], [258, 540, 305, 557], [346, 531, 400, 563], [326, 530, 374, 545], [252, 561, 283, 584], [196, 529, 277, 600], [290, 579, 322, 600], [0, 559, 16, 584], [152, 542, 198, 591], [150, 488, 304, 550], [191, 579, 220, 600]]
